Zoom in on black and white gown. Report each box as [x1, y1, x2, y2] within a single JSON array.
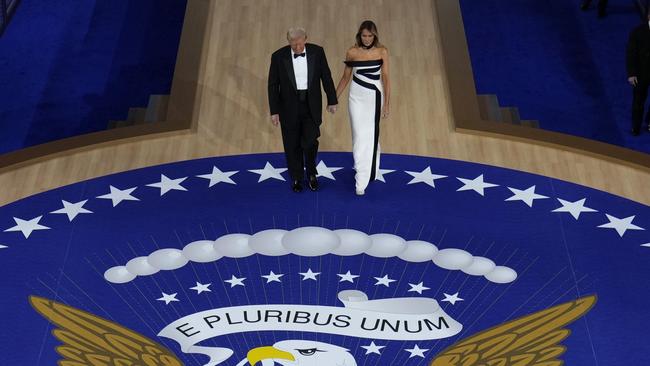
[[344, 59, 384, 194]]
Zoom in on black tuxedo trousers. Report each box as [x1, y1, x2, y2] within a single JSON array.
[[281, 96, 320, 180]]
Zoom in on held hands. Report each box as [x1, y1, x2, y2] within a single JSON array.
[[271, 114, 280, 127], [629, 76, 638, 87], [272, 105, 336, 127]]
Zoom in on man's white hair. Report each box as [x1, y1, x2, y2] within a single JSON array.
[[286, 27, 307, 40]]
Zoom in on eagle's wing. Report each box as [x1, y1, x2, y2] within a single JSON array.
[[30, 296, 183, 366], [430, 295, 596, 366]]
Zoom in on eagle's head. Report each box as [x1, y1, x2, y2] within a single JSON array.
[[247, 340, 357, 366]]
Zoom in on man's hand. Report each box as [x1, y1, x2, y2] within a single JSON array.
[[629, 76, 638, 87], [271, 114, 280, 127], [327, 105, 337, 114]]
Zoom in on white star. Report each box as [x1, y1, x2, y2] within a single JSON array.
[[262, 271, 284, 283], [641, 243, 650, 248], [157, 292, 179, 305], [316, 161, 343, 180], [505, 185, 549, 207], [190, 282, 212, 294], [361, 341, 385, 355], [376, 168, 396, 183], [197, 166, 238, 186], [552, 198, 597, 220], [456, 174, 499, 196], [249, 162, 287, 182], [441, 292, 464, 305], [146, 174, 188, 196], [404, 344, 429, 358], [4, 216, 50, 238], [299, 268, 321, 281], [0, 244, 8, 249], [97, 185, 139, 207], [224, 275, 246, 288], [337, 270, 360, 283], [408, 282, 430, 294], [374, 274, 396, 287], [598, 214, 644, 237], [405, 167, 447, 188], [50, 199, 92, 221]]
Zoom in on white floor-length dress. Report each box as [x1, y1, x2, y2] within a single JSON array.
[[345, 59, 384, 193]]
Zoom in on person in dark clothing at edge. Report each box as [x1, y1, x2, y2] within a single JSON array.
[[627, 13, 650, 135]]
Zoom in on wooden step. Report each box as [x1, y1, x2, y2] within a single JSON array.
[[144, 94, 170, 122], [107, 94, 170, 129], [520, 120, 540, 128], [106, 108, 144, 130], [476, 94, 539, 129], [477, 94, 502, 122], [107, 120, 131, 129], [127, 107, 147, 124], [499, 107, 521, 125]]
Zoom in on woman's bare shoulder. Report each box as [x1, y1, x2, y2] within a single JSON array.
[[346, 46, 360, 59]]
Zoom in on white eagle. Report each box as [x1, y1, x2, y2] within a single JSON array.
[[243, 340, 357, 366]]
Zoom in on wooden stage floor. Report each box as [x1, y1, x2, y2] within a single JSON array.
[[0, 0, 648, 207]]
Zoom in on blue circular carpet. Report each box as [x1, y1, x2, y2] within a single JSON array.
[[0, 152, 647, 365]]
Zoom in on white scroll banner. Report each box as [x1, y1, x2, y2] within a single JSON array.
[[158, 290, 462, 366]]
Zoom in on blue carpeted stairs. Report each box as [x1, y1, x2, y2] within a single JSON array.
[[0, 0, 186, 154], [460, 0, 650, 154]]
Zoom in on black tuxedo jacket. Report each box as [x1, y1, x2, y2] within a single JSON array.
[[627, 23, 650, 82], [268, 43, 337, 127]]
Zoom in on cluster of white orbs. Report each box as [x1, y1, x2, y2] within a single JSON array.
[[104, 227, 517, 284]]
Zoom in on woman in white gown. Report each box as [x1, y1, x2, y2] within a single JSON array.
[[336, 20, 391, 196]]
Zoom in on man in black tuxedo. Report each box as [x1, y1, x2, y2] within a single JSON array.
[[268, 27, 338, 193], [627, 14, 650, 135]]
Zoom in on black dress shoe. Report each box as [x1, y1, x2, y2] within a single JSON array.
[[308, 175, 319, 191], [292, 180, 303, 192]]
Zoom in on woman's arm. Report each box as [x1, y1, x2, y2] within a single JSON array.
[[336, 48, 355, 99], [381, 47, 391, 118]]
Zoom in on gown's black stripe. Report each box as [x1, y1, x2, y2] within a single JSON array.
[[352, 75, 381, 185], [352, 75, 376, 90], [344, 59, 383, 67], [358, 65, 382, 74], [358, 73, 380, 80], [369, 87, 381, 183]]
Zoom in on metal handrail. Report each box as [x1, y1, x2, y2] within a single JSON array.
[[0, 0, 20, 37], [0, 0, 7, 35], [635, 0, 650, 19]]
